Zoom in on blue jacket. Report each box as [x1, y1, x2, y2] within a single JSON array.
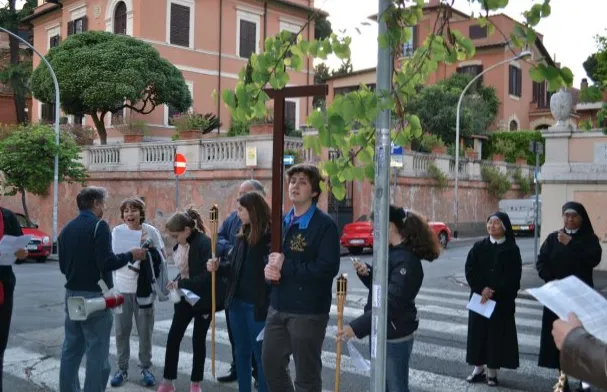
[[270, 205, 340, 315], [216, 211, 241, 260], [59, 210, 133, 292]]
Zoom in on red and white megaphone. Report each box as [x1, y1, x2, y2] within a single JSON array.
[[67, 279, 125, 321]]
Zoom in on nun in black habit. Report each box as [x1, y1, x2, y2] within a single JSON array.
[[536, 201, 602, 392], [465, 211, 522, 387]]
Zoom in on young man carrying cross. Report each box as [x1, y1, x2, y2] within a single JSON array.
[[262, 164, 340, 392]]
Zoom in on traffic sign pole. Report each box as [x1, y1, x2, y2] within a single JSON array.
[[174, 153, 187, 211]]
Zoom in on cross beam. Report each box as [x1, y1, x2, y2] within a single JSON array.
[[265, 84, 328, 253]]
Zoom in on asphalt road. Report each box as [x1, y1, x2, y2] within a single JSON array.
[[4, 237, 585, 392]]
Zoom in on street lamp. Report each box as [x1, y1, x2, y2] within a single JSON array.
[[0, 26, 61, 254], [453, 50, 532, 238]]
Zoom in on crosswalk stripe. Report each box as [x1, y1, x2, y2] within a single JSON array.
[[417, 287, 543, 308]]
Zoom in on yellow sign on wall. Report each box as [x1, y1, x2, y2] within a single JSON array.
[[246, 146, 257, 167]]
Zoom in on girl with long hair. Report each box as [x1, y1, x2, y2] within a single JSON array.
[[207, 191, 271, 392], [157, 207, 226, 392], [338, 206, 441, 392]]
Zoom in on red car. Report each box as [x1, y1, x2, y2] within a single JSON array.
[[340, 216, 451, 255], [14, 213, 52, 263]]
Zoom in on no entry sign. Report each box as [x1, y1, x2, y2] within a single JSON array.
[[174, 153, 186, 176]]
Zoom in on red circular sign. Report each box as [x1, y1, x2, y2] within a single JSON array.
[[174, 153, 186, 176]]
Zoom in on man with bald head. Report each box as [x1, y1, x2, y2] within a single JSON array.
[[216, 179, 266, 386]]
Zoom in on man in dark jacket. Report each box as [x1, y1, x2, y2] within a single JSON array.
[[58, 186, 146, 392], [262, 164, 340, 392], [216, 179, 265, 385]]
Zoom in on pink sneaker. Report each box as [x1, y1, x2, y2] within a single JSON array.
[[157, 382, 176, 392], [190, 382, 202, 392]]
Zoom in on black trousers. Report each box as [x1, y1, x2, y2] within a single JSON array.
[[0, 277, 15, 392], [226, 309, 258, 376], [163, 300, 212, 382]]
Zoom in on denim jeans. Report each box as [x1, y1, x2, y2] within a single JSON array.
[[59, 290, 113, 392], [229, 299, 268, 392], [385, 338, 415, 392]]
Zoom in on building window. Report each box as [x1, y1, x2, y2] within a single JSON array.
[[469, 24, 487, 39], [509, 120, 518, 131], [237, 11, 260, 59], [49, 34, 60, 48], [74, 114, 84, 125], [111, 110, 124, 125], [113, 2, 127, 35], [509, 65, 522, 97], [532, 81, 551, 109], [279, 20, 300, 59], [457, 64, 483, 87], [169, 3, 191, 47], [403, 26, 417, 57], [285, 100, 296, 129], [68, 17, 88, 36], [41, 103, 56, 123]]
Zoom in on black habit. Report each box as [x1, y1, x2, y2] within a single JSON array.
[[465, 211, 522, 369], [536, 201, 602, 369]]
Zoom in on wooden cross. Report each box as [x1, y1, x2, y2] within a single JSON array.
[[264, 84, 328, 252]]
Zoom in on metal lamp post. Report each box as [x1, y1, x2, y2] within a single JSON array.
[[453, 50, 532, 238], [0, 26, 61, 254]]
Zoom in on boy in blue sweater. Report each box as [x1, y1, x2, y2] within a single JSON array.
[[262, 164, 340, 392]]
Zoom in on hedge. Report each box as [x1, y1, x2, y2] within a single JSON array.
[[482, 130, 545, 166]]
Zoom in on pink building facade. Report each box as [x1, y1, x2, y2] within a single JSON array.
[[26, 0, 319, 142]]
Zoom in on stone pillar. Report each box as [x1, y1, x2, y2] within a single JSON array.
[[540, 88, 607, 269]]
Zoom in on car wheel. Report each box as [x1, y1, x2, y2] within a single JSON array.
[[36, 256, 48, 263], [348, 247, 364, 256], [14, 259, 25, 265], [439, 232, 448, 249]]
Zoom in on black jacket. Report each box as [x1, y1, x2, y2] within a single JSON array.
[[0, 207, 23, 287], [350, 243, 424, 340], [175, 229, 227, 313], [218, 231, 271, 321], [59, 210, 133, 292]]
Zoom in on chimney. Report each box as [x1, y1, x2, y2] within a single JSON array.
[[581, 78, 588, 90]]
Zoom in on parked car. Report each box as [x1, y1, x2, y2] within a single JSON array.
[[14, 213, 52, 263], [340, 216, 451, 255]]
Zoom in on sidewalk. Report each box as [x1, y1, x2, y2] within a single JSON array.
[[452, 264, 607, 300]]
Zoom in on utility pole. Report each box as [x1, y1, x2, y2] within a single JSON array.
[[530, 141, 543, 262], [371, 0, 391, 389]]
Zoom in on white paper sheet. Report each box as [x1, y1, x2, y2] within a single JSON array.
[[347, 340, 371, 372], [0, 235, 33, 266], [256, 328, 264, 342], [179, 288, 201, 306], [112, 226, 142, 254], [466, 293, 496, 319], [527, 275, 607, 343]]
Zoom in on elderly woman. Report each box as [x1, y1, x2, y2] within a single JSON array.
[[465, 211, 522, 387], [537, 201, 602, 392]]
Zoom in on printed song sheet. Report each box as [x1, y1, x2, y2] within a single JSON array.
[[527, 275, 607, 343], [466, 293, 496, 319], [0, 235, 33, 266], [112, 226, 142, 254]]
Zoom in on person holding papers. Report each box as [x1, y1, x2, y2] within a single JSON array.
[[465, 211, 522, 387], [110, 197, 166, 388], [207, 191, 272, 392], [537, 201, 602, 392], [0, 171, 28, 392], [338, 206, 441, 392], [157, 207, 227, 392]]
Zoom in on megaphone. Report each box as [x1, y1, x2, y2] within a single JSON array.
[[67, 294, 124, 321]]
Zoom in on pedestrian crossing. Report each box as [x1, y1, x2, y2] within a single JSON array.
[[4, 286, 561, 392]]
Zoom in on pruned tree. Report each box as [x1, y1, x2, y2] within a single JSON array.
[[0, 124, 87, 220], [0, 0, 37, 124], [31, 31, 192, 144]]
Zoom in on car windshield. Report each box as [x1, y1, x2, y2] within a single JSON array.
[[15, 214, 37, 229]]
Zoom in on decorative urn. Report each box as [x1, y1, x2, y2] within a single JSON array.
[[549, 88, 573, 129]]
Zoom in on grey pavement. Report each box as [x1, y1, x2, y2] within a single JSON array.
[[5, 237, 600, 392]]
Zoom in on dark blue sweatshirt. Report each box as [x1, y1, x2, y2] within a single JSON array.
[[270, 204, 340, 315], [58, 210, 133, 292]]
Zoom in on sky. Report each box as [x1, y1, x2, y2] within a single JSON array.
[[318, 0, 607, 87]]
